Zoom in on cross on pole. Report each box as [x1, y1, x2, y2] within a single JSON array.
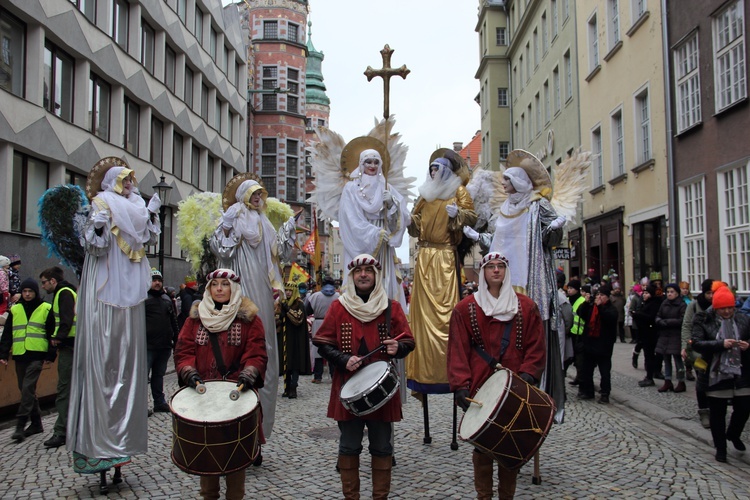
[[364, 44, 410, 120]]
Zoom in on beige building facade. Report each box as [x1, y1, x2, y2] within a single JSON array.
[[576, 0, 671, 285]]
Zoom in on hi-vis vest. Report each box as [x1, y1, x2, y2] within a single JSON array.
[[52, 287, 77, 339], [571, 296, 586, 335], [10, 302, 52, 355]]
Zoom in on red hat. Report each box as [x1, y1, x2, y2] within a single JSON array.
[[712, 285, 735, 309]]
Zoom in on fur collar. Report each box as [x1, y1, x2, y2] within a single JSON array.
[[190, 296, 258, 323]]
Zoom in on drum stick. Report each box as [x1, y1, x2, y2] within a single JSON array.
[[356, 332, 409, 364], [466, 398, 483, 407], [229, 384, 244, 401], [194, 382, 206, 394]]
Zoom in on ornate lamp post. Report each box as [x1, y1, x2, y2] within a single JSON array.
[[152, 175, 172, 273]]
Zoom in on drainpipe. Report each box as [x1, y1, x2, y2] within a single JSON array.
[[661, 0, 678, 282]]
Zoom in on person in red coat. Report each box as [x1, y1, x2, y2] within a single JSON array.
[[448, 252, 546, 500], [174, 268, 268, 500], [313, 254, 415, 500]]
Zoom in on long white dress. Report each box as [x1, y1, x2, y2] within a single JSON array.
[[68, 195, 159, 461]]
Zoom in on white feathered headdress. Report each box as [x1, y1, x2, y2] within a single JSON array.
[[307, 116, 416, 221]]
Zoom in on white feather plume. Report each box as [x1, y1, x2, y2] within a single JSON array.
[[550, 149, 592, 221], [307, 116, 416, 221], [466, 167, 504, 231]]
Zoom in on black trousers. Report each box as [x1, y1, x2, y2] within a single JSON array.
[[708, 395, 750, 451], [580, 351, 612, 397]]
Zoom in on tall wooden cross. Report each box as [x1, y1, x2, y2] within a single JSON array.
[[364, 44, 410, 120]]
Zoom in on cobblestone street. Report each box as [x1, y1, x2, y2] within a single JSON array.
[[3, 342, 750, 498]]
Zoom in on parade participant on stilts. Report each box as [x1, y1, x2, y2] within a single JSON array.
[[67, 158, 161, 494], [448, 252, 546, 499], [313, 254, 414, 500], [278, 281, 310, 399], [210, 174, 296, 462]]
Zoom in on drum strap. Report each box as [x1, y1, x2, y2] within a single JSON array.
[[469, 302, 513, 369], [208, 332, 238, 379]]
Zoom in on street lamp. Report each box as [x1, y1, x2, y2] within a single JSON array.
[[152, 175, 172, 273]]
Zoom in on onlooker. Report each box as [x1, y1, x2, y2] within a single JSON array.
[[682, 279, 714, 427], [655, 283, 687, 393], [177, 277, 199, 331], [692, 284, 750, 463], [578, 284, 618, 404], [278, 282, 311, 399], [7, 254, 22, 305], [680, 281, 693, 305], [610, 284, 626, 343], [39, 266, 77, 448], [0, 255, 10, 315], [633, 285, 664, 387], [628, 285, 644, 368], [0, 278, 55, 442], [557, 273, 574, 368], [145, 269, 178, 413], [306, 276, 339, 383], [565, 280, 590, 386]]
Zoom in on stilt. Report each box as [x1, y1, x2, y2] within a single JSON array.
[[112, 466, 122, 484], [99, 470, 109, 495], [532, 451, 542, 485], [422, 394, 432, 444], [450, 393, 459, 450]]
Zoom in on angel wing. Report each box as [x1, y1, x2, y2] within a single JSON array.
[[176, 191, 223, 273], [307, 116, 416, 221], [550, 149, 592, 221], [465, 167, 506, 232], [265, 197, 295, 231], [38, 184, 90, 279]]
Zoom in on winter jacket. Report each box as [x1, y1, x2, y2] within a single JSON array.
[[632, 296, 662, 339], [655, 297, 687, 356], [691, 308, 750, 393], [145, 288, 179, 349]]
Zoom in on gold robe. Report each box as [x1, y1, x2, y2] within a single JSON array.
[[406, 186, 476, 392]]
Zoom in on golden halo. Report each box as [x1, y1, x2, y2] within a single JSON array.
[[222, 173, 266, 211], [85, 156, 130, 200], [503, 149, 552, 197], [340, 137, 391, 178], [429, 148, 470, 186]]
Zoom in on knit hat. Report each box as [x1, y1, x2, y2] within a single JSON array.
[[665, 283, 680, 294], [597, 284, 612, 297], [645, 285, 657, 296], [712, 285, 735, 309], [711, 280, 727, 293], [20, 277, 39, 297], [0, 255, 9, 267], [8, 254, 21, 266], [701, 279, 715, 294], [151, 268, 163, 280], [632, 284, 643, 296], [567, 279, 581, 292]]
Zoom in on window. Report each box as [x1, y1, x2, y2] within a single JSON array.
[[719, 163, 750, 292], [214, 97, 221, 130], [288, 23, 298, 43], [264, 20, 278, 39], [222, 45, 229, 74], [66, 169, 86, 189], [525, 44, 530, 82], [201, 83, 208, 121], [123, 96, 139, 154], [0, 9, 26, 98], [499, 142, 510, 160], [194, 6, 203, 45], [11, 152, 48, 234], [635, 88, 651, 164], [553, 66, 561, 112], [544, 81, 550, 123], [43, 42, 74, 122], [184, 66, 193, 108], [563, 0, 570, 21], [112, 0, 129, 50], [533, 29, 539, 67], [235, 61, 240, 89], [679, 179, 707, 290], [333, 254, 340, 265], [173, 132, 183, 176], [526, 104, 532, 144], [674, 33, 701, 132], [564, 50, 572, 101], [542, 13, 548, 53], [496, 27, 507, 46], [713, 0, 746, 112], [165, 45, 176, 93], [209, 26, 217, 62], [89, 73, 110, 140], [497, 88, 508, 107], [317, 118, 326, 127], [287, 139, 299, 202], [261, 138, 277, 197], [608, 0, 620, 50], [592, 127, 603, 186], [176, 0, 186, 24], [611, 110, 624, 176], [151, 116, 163, 168], [519, 57, 524, 87], [206, 157, 214, 192], [191, 145, 200, 186], [588, 13, 599, 72], [227, 111, 234, 142], [631, 0, 647, 20], [141, 20, 154, 74], [551, 0, 558, 38], [71, 0, 95, 23], [287, 68, 299, 114], [262, 66, 277, 110], [535, 93, 541, 135]]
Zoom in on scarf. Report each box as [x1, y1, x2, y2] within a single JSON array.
[[98, 167, 150, 260], [338, 254, 389, 323], [348, 149, 386, 217], [709, 315, 742, 386], [198, 275, 242, 333], [417, 162, 463, 202], [588, 304, 601, 338], [475, 256, 518, 322]]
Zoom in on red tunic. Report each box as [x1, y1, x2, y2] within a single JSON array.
[[447, 294, 546, 396], [313, 300, 415, 422]]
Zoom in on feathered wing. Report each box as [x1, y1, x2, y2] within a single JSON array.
[[307, 126, 347, 221], [38, 185, 90, 279], [176, 191, 223, 273], [265, 197, 295, 231], [366, 116, 416, 204], [550, 149, 592, 221], [466, 167, 506, 231]]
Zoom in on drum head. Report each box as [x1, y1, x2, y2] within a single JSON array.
[[340, 361, 390, 399], [459, 370, 510, 439], [171, 380, 258, 422]]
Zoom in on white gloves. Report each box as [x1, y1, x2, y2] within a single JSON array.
[[446, 203, 459, 218], [549, 217, 566, 230], [93, 210, 110, 229], [463, 226, 479, 241], [382, 191, 394, 208], [147, 193, 161, 214], [221, 205, 240, 230]]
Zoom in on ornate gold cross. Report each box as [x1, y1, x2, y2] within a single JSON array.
[[364, 44, 410, 120]]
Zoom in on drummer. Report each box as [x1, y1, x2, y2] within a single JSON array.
[[312, 254, 415, 500], [174, 268, 268, 500], [447, 252, 546, 499]]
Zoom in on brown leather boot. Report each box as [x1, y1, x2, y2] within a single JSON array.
[[225, 469, 246, 500], [657, 380, 674, 392], [472, 450, 494, 500], [497, 464, 519, 500], [372, 455, 392, 500], [338, 454, 360, 500], [673, 381, 686, 393]]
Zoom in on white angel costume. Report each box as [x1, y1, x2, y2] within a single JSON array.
[[210, 179, 295, 438], [68, 166, 160, 465]]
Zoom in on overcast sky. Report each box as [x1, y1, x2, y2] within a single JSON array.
[[232, 1, 482, 262]]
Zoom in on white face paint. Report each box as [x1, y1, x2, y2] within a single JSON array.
[[502, 176, 516, 194]]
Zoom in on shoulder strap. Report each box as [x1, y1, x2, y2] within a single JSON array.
[[208, 333, 229, 378]]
